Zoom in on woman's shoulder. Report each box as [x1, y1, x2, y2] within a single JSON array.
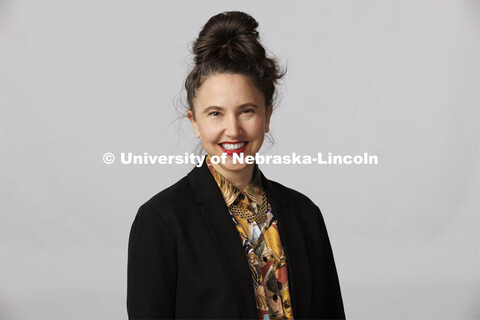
[[265, 177, 320, 212], [138, 174, 196, 217]]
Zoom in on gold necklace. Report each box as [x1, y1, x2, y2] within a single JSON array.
[[229, 192, 268, 224]]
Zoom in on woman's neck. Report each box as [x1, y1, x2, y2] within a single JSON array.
[[211, 163, 254, 191]]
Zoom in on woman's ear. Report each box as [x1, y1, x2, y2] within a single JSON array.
[[265, 104, 273, 133], [187, 110, 201, 138]]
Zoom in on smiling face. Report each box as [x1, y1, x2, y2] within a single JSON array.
[[187, 73, 272, 181]]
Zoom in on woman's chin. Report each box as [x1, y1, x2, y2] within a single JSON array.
[[223, 162, 249, 172], [216, 157, 254, 174]]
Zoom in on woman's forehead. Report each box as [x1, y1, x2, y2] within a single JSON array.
[[194, 73, 265, 109]]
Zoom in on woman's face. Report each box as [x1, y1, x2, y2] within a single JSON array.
[[188, 73, 272, 178]]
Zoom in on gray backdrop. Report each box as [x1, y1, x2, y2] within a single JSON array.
[[2, 0, 479, 319]]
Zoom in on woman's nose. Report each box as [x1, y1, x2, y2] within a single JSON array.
[[224, 115, 241, 138]]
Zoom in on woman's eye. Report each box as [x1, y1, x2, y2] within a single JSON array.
[[209, 111, 221, 116]]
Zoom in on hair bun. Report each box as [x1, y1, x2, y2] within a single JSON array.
[[185, 11, 286, 110], [193, 11, 264, 65]]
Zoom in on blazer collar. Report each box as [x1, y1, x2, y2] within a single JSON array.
[[187, 160, 312, 318]]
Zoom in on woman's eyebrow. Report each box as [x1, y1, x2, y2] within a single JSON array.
[[240, 103, 259, 109], [202, 103, 259, 114], [202, 106, 225, 114]]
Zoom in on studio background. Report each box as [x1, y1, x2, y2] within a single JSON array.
[[1, 0, 479, 319]]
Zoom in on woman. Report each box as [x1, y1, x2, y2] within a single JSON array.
[[127, 11, 345, 320]]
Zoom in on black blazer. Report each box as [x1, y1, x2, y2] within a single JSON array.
[[127, 161, 345, 319]]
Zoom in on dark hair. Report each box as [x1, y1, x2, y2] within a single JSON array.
[[185, 11, 286, 114]]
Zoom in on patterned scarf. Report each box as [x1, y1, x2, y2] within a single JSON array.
[[206, 155, 294, 320]]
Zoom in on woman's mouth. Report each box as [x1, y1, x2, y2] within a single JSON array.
[[218, 141, 248, 154]]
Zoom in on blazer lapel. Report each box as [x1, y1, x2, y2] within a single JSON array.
[[187, 161, 313, 318], [261, 172, 313, 318], [187, 162, 257, 319]]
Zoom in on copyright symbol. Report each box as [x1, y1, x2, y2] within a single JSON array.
[[103, 153, 115, 164]]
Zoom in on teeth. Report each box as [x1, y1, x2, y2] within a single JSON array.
[[221, 142, 246, 150]]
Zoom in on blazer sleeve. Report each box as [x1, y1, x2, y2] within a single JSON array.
[[316, 205, 346, 319], [127, 203, 177, 319]]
